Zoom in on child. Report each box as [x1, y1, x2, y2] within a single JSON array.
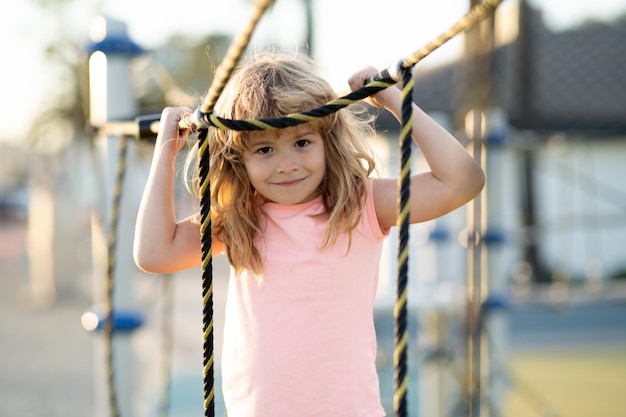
[[134, 51, 484, 417]]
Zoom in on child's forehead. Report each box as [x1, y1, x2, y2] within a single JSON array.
[[248, 124, 319, 142]]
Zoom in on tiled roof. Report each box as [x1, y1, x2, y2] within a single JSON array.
[[410, 4, 626, 136]]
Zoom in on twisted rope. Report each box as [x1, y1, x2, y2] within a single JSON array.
[[401, 0, 502, 69], [197, 127, 216, 417], [393, 66, 413, 417], [104, 135, 128, 417], [194, 3, 277, 416], [200, 0, 276, 115]]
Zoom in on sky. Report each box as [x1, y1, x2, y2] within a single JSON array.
[[1, 0, 625, 143]]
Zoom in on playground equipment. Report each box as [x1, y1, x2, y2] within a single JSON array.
[[84, 1, 508, 416]]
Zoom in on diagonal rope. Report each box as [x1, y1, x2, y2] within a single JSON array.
[[199, 0, 276, 114], [401, 0, 502, 69]]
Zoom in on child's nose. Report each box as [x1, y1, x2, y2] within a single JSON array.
[[276, 152, 298, 173]]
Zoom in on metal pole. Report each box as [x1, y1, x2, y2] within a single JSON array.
[[464, 112, 486, 417], [513, 0, 545, 283], [87, 16, 143, 417], [301, 0, 314, 54], [461, 1, 495, 415]]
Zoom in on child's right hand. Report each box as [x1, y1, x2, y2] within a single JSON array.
[[134, 105, 204, 274], [156, 107, 192, 152]]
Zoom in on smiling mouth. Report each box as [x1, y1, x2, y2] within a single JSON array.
[[274, 178, 305, 186]]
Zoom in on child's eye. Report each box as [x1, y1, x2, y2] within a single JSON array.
[[295, 139, 309, 148], [256, 146, 272, 155]]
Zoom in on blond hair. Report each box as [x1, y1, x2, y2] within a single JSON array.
[[187, 51, 377, 273]]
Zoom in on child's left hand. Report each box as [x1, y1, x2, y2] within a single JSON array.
[[348, 66, 400, 110]]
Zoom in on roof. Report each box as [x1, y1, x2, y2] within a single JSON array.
[[409, 3, 626, 136]]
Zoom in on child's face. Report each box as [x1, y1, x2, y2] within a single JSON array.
[[242, 124, 326, 205]]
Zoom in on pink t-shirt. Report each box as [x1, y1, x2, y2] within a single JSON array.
[[221, 181, 389, 417]]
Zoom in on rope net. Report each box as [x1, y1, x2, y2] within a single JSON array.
[[97, 0, 501, 416], [190, 1, 502, 416]]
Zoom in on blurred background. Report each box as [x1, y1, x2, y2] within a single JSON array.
[[1, 0, 625, 416]]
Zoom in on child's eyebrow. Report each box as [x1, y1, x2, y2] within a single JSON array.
[[247, 133, 276, 144], [293, 128, 319, 137], [248, 143, 272, 150]]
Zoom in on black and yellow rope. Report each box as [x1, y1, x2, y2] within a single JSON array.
[[194, 2, 278, 415], [197, 125, 216, 417], [393, 66, 413, 417], [196, 73, 397, 131]]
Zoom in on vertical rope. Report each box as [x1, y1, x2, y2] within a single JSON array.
[[393, 67, 413, 417], [104, 135, 128, 417], [196, 2, 275, 416], [197, 127, 215, 417]]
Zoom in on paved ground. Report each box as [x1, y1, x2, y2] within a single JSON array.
[[0, 274, 94, 417], [0, 232, 230, 417]]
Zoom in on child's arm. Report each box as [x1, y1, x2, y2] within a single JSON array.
[[348, 67, 485, 229], [133, 107, 203, 273]]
